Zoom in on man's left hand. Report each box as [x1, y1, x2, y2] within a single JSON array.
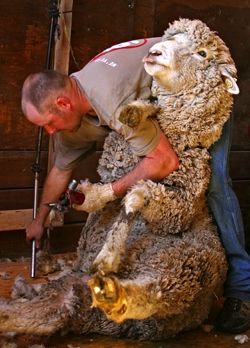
[[73, 180, 117, 213]]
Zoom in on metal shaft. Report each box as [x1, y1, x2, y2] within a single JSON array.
[[31, 126, 44, 278], [30, 0, 59, 278]]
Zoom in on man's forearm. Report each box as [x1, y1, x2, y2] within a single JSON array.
[[112, 133, 179, 197], [112, 156, 168, 197], [68, 133, 179, 213], [36, 166, 73, 223]]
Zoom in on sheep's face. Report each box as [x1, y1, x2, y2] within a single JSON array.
[[143, 18, 239, 95], [143, 33, 196, 93]]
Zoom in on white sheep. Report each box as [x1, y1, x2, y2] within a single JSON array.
[[0, 18, 239, 340], [84, 17, 239, 330]]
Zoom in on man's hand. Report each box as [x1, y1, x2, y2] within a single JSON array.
[[26, 218, 44, 249], [73, 180, 117, 213]]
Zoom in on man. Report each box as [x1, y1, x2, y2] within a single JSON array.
[[22, 37, 179, 246], [208, 118, 250, 333], [21, 37, 250, 334]]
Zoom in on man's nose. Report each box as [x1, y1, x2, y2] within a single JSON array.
[[44, 125, 56, 135]]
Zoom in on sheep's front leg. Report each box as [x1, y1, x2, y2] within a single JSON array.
[[124, 150, 211, 235], [118, 100, 159, 128], [92, 209, 136, 275], [92, 182, 156, 275], [88, 274, 161, 323], [124, 180, 151, 214]]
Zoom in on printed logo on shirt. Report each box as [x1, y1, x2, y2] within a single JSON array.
[[90, 38, 148, 67]]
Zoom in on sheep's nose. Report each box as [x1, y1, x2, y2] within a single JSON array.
[[149, 49, 162, 56], [142, 49, 162, 63]]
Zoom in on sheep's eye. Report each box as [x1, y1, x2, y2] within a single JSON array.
[[197, 50, 207, 57]]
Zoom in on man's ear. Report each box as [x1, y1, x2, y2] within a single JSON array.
[[56, 96, 72, 110]]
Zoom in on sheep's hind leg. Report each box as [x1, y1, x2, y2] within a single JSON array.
[[92, 209, 137, 275], [88, 274, 161, 323]]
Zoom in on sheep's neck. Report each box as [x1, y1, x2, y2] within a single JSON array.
[[153, 82, 233, 151]]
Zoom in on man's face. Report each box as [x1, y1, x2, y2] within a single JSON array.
[[24, 102, 82, 135]]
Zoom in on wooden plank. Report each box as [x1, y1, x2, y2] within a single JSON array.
[[0, 189, 39, 211], [156, 0, 250, 9], [0, 151, 48, 189], [133, 0, 156, 38], [0, 150, 249, 223], [0, 149, 249, 223], [0, 209, 64, 231], [0, 188, 87, 224], [0, 177, 248, 232], [0, 209, 33, 231], [0, 224, 82, 258], [54, 0, 73, 74], [229, 151, 250, 180], [232, 180, 250, 208], [1, 148, 249, 188], [0, 150, 101, 189], [70, 0, 135, 71], [0, 0, 49, 151], [1, 179, 248, 225]]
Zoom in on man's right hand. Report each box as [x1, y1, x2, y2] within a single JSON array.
[[25, 165, 73, 249], [25, 218, 44, 249]]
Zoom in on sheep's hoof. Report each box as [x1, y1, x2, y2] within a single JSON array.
[[88, 274, 127, 323], [119, 104, 143, 128]]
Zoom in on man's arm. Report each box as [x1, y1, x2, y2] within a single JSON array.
[[26, 165, 73, 248], [74, 131, 179, 212], [112, 131, 179, 197]]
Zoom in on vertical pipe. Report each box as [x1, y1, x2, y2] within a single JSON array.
[[30, 0, 59, 278]]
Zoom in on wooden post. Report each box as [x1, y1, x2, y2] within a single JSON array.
[[54, 0, 74, 74], [0, 0, 74, 231], [48, 0, 74, 172], [46, 0, 74, 226]]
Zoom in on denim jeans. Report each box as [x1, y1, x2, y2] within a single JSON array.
[[207, 115, 250, 301]]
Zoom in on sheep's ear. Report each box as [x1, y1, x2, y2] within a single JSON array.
[[220, 67, 240, 95]]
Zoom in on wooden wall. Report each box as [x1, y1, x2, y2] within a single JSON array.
[[0, 0, 250, 257]]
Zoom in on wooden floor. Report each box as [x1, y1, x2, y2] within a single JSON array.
[[0, 258, 249, 348]]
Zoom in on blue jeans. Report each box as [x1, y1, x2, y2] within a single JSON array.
[[207, 116, 250, 301]]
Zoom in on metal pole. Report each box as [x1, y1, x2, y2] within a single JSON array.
[[30, 0, 59, 278]]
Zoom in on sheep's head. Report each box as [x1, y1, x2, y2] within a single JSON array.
[[143, 18, 239, 95]]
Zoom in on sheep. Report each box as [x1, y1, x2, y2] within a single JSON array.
[[0, 18, 239, 340]]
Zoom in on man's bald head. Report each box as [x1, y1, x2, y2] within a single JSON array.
[[21, 70, 70, 116]]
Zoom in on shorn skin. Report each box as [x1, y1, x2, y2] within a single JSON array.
[[0, 19, 239, 340]]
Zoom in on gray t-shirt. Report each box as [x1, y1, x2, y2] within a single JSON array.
[[54, 115, 109, 170], [55, 37, 161, 170]]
